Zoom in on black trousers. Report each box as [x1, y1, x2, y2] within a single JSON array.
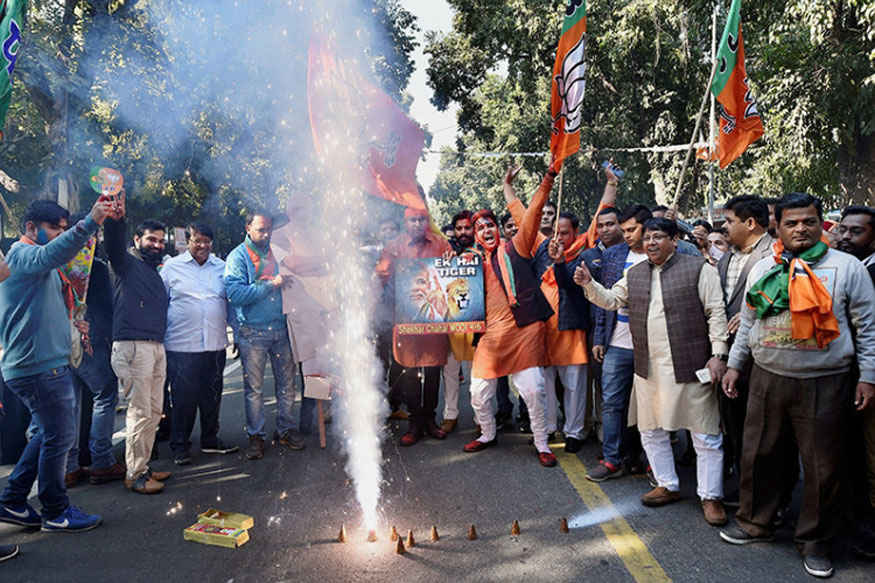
[[167, 350, 227, 454], [388, 362, 441, 431]]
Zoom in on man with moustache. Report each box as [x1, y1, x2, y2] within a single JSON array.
[[161, 223, 237, 467], [226, 211, 303, 461], [376, 207, 451, 446], [105, 208, 172, 495], [836, 206, 875, 281], [440, 211, 476, 433], [575, 217, 730, 525], [720, 194, 875, 578]]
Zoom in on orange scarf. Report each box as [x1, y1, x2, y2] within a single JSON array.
[[541, 233, 588, 287]]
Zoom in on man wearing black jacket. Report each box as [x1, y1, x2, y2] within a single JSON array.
[[104, 199, 171, 495]]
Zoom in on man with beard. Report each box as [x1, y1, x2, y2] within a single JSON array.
[[226, 211, 303, 461], [462, 163, 558, 467], [835, 205, 875, 560], [440, 211, 476, 433], [105, 210, 172, 495], [376, 207, 451, 446]]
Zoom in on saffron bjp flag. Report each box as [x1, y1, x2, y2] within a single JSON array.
[[550, 0, 587, 165], [307, 37, 426, 211], [0, 0, 26, 139], [710, 0, 763, 168]]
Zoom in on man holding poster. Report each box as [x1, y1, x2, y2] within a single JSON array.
[[376, 207, 452, 447]]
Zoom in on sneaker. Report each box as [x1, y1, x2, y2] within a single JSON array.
[[586, 460, 624, 482], [538, 452, 558, 467], [518, 421, 532, 434], [400, 431, 422, 447], [41, 505, 102, 532], [802, 555, 834, 578], [201, 441, 239, 455], [0, 544, 19, 563], [641, 486, 682, 507], [0, 503, 41, 528], [719, 524, 774, 545], [275, 430, 306, 451], [89, 462, 126, 485], [174, 452, 192, 466], [125, 475, 165, 495], [246, 435, 265, 460]]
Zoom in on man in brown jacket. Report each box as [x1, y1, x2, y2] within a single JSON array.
[[575, 217, 730, 526]]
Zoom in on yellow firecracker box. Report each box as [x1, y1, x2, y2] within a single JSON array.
[[183, 522, 249, 548], [196, 508, 255, 530]]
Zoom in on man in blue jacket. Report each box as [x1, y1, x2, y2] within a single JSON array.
[[225, 211, 305, 460], [0, 197, 114, 533]]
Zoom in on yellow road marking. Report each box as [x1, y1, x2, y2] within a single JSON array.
[[554, 448, 672, 582]]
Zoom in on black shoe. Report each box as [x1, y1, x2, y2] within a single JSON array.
[[275, 430, 306, 451], [723, 490, 740, 509], [201, 441, 239, 455], [802, 555, 834, 578], [719, 525, 774, 545], [646, 467, 658, 488], [246, 435, 265, 460], [518, 421, 532, 434], [565, 437, 582, 454], [173, 452, 192, 466], [0, 544, 19, 563], [625, 459, 646, 475]]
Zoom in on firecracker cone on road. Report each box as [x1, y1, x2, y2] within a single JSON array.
[[511, 520, 520, 536], [390, 525, 399, 541], [467, 524, 478, 540], [338, 524, 347, 543], [367, 529, 377, 542], [430, 525, 439, 542], [406, 529, 415, 547], [560, 517, 569, 533], [395, 537, 406, 555]]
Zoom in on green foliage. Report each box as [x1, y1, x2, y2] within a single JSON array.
[[426, 0, 875, 227]]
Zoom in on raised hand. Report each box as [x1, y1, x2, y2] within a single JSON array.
[[504, 165, 523, 186], [573, 262, 592, 286], [548, 238, 565, 262]]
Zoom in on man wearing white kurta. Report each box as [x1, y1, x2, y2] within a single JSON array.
[[575, 217, 730, 526]]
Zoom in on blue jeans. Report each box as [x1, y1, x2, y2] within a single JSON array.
[[0, 367, 76, 518], [601, 346, 635, 466], [238, 326, 313, 437], [66, 374, 118, 473]]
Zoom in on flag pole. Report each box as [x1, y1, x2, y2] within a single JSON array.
[[707, 2, 719, 223], [553, 165, 565, 238], [670, 58, 719, 211]]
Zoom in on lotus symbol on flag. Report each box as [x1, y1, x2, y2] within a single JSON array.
[[553, 35, 586, 135]]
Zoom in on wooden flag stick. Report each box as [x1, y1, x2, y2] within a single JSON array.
[[553, 165, 565, 237], [670, 60, 719, 211]]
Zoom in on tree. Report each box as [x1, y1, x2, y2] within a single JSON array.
[[425, 0, 875, 226]]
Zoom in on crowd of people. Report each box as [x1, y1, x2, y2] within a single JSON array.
[[0, 166, 873, 579]]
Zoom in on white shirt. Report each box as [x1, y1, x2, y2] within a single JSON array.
[[161, 251, 229, 352], [609, 250, 648, 349]]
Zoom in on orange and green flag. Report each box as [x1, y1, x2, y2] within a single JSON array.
[[550, 0, 587, 166], [0, 0, 26, 140], [710, 0, 763, 168]]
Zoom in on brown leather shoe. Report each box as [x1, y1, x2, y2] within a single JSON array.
[[125, 475, 165, 494], [147, 468, 172, 482], [641, 486, 682, 507], [246, 435, 265, 460], [702, 499, 728, 526], [440, 418, 457, 433], [89, 462, 126, 485], [389, 409, 409, 420], [65, 469, 86, 489]]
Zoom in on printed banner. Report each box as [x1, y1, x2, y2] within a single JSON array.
[[394, 254, 485, 335], [62, 237, 97, 307], [0, 0, 25, 138], [550, 0, 587, 165]]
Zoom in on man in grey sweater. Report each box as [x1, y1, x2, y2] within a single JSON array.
[[719, 193, 875, 579]]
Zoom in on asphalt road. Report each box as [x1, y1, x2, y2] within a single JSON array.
[[1, 360, 872, 582]]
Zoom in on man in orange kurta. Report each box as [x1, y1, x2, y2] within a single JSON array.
[[376, 208, 452, 446], [505, 171, 616, 453], [463, 164, 558, 467]]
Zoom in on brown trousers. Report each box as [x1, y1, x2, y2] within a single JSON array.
[[736, 365, 850, 556]]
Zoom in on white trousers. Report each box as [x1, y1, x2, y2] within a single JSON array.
[[442, 351, 471, 421], [470, 366, 549, 453], [640, 428, 724, 500], [543, 364, 588, 439]]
